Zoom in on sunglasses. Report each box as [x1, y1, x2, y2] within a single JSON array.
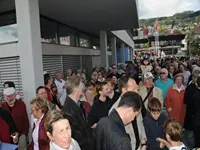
[[160, 72, 166, 75]]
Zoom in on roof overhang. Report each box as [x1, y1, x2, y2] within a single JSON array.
[[39, 0, 139, 36], [0, 0, 139, 45], [134, 34, 186, 44]]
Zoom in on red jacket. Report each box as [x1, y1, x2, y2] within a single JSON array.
[[81, 101, 91, 117], [45, 87, 62, 109], [2, 100, 29, 136], [165, 86, 186, 124], [28, 115, 49, 150], [45, 87, 53, 102], [0, 116, 11, 143]]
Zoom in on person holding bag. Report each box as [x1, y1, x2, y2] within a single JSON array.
[[139, 72, 163, 118]]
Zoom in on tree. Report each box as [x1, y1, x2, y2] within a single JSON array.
[[158, 28, 170, 35], [186, 29, 200, 56]]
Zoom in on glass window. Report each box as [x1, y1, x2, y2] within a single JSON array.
[[0, 24, 18, 44], [79, 38, 90, 48], [91, 38, 100, 50], [58, 24, 77, 46], [40, 18, 57, 44], [79, 34, 91, 48]]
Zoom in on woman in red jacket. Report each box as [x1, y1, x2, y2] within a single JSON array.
[[165, 73, 186, 124], [28, 98, 49, 150], [44, 73, 62, 109]]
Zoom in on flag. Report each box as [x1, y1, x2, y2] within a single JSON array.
[[154, 19, 159, 31]]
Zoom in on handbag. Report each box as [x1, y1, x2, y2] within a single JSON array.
[[141, 86, 154, 118]]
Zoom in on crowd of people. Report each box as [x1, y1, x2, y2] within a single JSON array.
[[1, 56, 200, 150]]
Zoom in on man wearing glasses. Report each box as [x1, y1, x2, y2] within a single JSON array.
[[154, 68, 173, 116], [107, 64, 120, 79]]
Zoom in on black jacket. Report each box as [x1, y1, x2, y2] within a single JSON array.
[[62, 96, 95, 150], [96, 109, 132, 150], [88, 95, 113, 127], [184, 83, 198, 130], [192, 89, 200, 127], [111, 91, 120, 105], [143, 111, 167, 150]]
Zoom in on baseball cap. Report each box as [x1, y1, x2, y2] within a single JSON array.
[[143, 72, 154, 79], [3, 87, 15, 96]]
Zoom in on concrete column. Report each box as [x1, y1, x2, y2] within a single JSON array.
[[100, 31, 108, 67], [15, 0, 44, 112], [111, 37, 117, 64], [130, 48, 133, 61], [121, 43, 125, 63]]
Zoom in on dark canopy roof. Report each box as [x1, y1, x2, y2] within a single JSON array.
[[134, 34, 186, 44], [0, 0, 139, 37]]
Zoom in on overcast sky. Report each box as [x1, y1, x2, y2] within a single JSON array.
[[138, 0, 200, 19]]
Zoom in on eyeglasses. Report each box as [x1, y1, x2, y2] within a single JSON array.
[[112, 67, 117, 69], [151, 111, 161, 115], [160, 72, 166, 75]]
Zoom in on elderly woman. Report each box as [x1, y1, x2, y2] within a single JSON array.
[[44, 110, 81, 150], [165, 74, 186, 124], [28, 98, 49, 150], [36, 86, 60, 111]]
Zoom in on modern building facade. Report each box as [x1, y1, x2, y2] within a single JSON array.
[[0, 0, 139, 112]]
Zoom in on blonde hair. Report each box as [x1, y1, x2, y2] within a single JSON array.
[[174, 73, 184, 85], [44, 110, 68, 134], [164, 119, 183, 141], [30, 98, 49, 114]]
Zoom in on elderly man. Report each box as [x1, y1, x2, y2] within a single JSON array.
[[2, 87, 29, 150], [109, 76, 147, 150], [62, 76, 95, 150], [154, 68, 173, 117], [139, 72, 163, 109], [54, 71, 67, 106], [154, 68, 173, 102]]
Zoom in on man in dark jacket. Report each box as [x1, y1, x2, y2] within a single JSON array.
[[96, 91, 142, 150], [62, 76, 95, 150]]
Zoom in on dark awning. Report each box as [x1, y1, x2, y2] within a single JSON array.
[[39, 0, 139, 36], [134, 34, 186, 44]]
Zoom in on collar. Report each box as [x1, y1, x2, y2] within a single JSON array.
[[173, 84, 185, 92], [110, 109, 125, 129], [34, 114, 44, 123], [55, 79, 63, 83], [50, 141, 70, 150]]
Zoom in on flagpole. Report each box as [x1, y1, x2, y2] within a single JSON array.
[[154, 19, 159, 58]]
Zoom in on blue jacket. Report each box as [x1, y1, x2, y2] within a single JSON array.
[[143, 111, 167, 150]]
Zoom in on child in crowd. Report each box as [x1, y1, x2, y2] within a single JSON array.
[[143, 97, 168, 150], [157, 119, 187, 150]]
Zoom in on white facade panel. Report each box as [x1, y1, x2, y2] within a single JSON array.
[[42, 43, 100, 56], [111, 30, 135, 48]]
